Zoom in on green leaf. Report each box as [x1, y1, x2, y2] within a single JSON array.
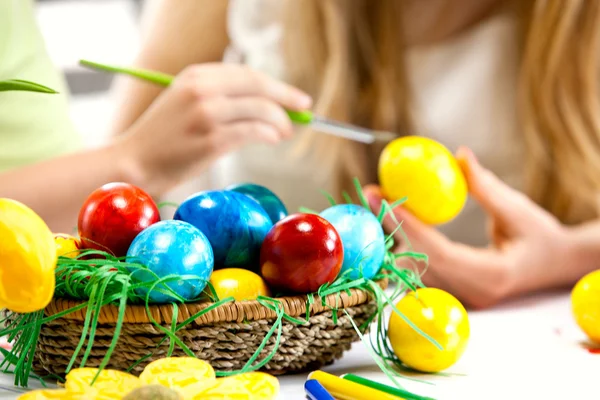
[[0, 79, 58, 94]]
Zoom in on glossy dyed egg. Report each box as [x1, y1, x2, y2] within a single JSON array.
[[174, 191, 272, 270], [572, 270, 600, 344], [260, 213, 343, 294], [388, 288, 470, 373], [126, 220, 214, 303], [320, 204, 385, 280], [209, 268, 270, 301], [78, 182, 160, 257], [378, 136, 467, 225], [54, 233, 81, 259], [0, 198, 56, 313], [226, 183, 288, 223]]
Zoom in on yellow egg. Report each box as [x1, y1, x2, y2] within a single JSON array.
[[378, 136, 468, 225], [388, 288, 470, 373], [54, 233, 81, 259], [572, 270, 600, 344], [0, 198, 56, 313], [209, 268, 270, 301]]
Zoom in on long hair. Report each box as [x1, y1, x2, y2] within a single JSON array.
[[282, 0, 600, 224]]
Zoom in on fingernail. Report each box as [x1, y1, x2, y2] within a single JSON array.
[[364, 190, 382, 211], [463, 147, 477, 163], [297, 92, 313, 109]]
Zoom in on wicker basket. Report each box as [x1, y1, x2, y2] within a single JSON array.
[[30, 279, 387, 377]]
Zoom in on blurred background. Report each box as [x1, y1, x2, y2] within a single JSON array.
[[35, 0, 149, 147]]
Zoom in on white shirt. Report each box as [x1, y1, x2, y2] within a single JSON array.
[[162, 0, 525, 247]]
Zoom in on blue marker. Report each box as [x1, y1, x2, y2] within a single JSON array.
[[305, 379, 335, 400]]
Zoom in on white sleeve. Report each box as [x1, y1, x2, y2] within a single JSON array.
[[223, 0, 287, 79]]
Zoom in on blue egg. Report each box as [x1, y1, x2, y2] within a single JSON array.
[[173, 190, 273, 269], [226, 183, 288, 224], [320, 204, 386, 280], [126, 220, 214, 304]]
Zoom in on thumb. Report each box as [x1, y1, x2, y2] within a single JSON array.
[[363, 184, 384, 214], [457, 146, 533, 234]]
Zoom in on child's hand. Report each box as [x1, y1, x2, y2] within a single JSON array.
[[365, 147, 571, 309], [114, 63, 312, 195]]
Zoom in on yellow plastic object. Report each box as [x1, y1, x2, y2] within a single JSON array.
[[378, 136, 468, 225], [189, 372, 279, 400], [139, 357, 216, 395], [209, 268, 270, 301], [572, 270, 600, 344], [54, 233, 81, 259], [17, 390, 86, 400], [308, 370, 401, 400], [388, 288, 470, 373], [64, 368, 140, 399], [0, 198, 56, 313]]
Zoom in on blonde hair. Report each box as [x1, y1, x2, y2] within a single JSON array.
[[282, 0, 600, 224]]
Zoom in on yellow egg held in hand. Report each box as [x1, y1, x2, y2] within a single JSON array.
[[209, 268, 270, 301], [572, 270, 600, 344], [0, 198, 57, 313], [388, 288, 470, 373], [378, 136, 468, 225]]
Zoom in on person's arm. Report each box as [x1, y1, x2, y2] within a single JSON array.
[[0, 143, 132, 233], [110, 0, 230, 135], [1, 64, 311, 233], [563, 221, 600, 282]]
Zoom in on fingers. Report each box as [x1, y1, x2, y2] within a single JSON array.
[[363, 184, 451, 263], [198, 121, 281, 158], [196, 96, 294, 139], [457, 146, 535, 235], [177, 64, 313, 111]]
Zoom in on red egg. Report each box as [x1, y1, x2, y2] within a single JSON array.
[[78, 182, 160, 257], [260, 213, 343, 294]]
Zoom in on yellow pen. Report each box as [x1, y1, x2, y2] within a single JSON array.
[[308, 371, 405, 400]]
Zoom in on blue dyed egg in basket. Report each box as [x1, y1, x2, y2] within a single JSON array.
[[126, 220, 214, 303], [320, 204, 386, 280], [174, 190, 273, 270], [226, 182, 288, 224]]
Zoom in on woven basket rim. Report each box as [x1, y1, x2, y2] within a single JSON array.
[[44, 278, 388, 325]]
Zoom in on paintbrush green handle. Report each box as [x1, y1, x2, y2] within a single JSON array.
[[79, 59, 313, 124], [80, 59, 174, 86], [285, 110, 313, 124]]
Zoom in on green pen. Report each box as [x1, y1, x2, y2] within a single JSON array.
[[79, 59, 395, 144], [340, 374, 437, 400]]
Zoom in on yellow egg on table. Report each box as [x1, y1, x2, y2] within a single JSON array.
[[378, 136, 468, 225], [209, 268, 270, 301], [388, 288, 470, 373], [572, 270, 600, 344], [0, 198, 56, 313], [54, 233, 81, 259]]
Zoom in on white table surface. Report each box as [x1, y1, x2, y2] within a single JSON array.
[[0, 290, 598, 399]]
